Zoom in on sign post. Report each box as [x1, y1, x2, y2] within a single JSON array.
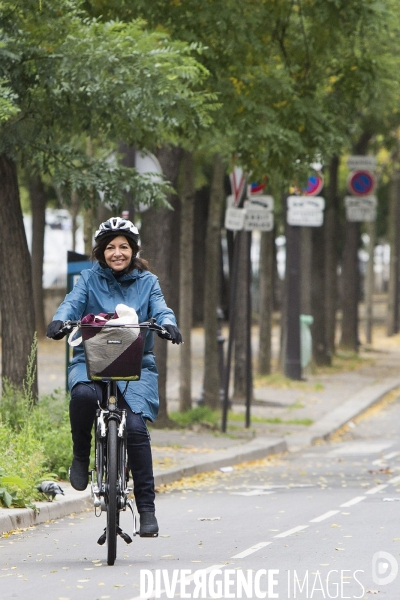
[[345, 156, 378, 345], [222, 181, 274, 432]]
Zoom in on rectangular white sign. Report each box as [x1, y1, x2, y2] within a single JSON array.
[[346, 206, 377, 222], [225, 207, 246, 231], [345, 195, 377, 209], [248, 195, 274, 211], [244, 207, 274, 232], [347, 155, 376, 171], [287, 196, 325, 210], [287, 208, 324, 227]]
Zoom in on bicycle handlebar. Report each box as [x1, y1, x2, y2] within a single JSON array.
[[60, 319, 174, 341]]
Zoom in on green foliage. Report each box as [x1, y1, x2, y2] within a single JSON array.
[[0, 339, 72, 508], [0, 0, 215, 210], [169, 406, 220, 428]]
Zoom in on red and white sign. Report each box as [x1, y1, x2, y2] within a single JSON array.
[[347, 170, 376, 196], [229, 167, 246, 206], [303, 173, 324, 196]]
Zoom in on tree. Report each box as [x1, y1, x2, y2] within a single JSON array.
[[0, 1, 214, 390], [179, 150, 195, 411]]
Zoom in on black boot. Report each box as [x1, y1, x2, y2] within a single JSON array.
[[139, 512, 159, 537], [69, 457, 90, 491]]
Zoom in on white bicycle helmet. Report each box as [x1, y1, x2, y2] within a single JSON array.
[[94, 217, 139, 243]]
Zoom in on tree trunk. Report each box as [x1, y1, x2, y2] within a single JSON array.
[[192, 186, 209, 324], [83, 207, 95, 255], [365, 219, 376, 344], [387, 170, 400, 335], [340, 134, 371, 351], [311, 224, 330, 365], [70, 190, 81, 252], [325, 155, 340, 355], [140, 145, 183, 426], [258, 230, 274, 375], [203, 154, 225, 409], [28, 173, 47, 338], [179, 151, 195, 411], [340, 221, 360, 350], [233, 230, 251, 400], [0, 154, 38, 395]]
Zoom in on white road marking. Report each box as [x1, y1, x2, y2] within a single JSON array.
[[328, 441, 393, 456], [366, 484, 388, 495], [384, 451, 400, 460], [372, 458, 387, 466], [340, 496, 366, 507], [129, 565, 226, 600], [247, 484, 314, 490], [232, 542, 272, 559], [231, 490, 274, 496], [310, 510, 340, 523], [274, 525, 309, 538], [388, 474, 400, 484]]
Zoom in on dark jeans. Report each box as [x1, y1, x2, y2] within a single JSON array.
[[70, 382, 155, 513]]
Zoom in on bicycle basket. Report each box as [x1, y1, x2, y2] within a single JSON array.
[[81, 324, 147, 381]]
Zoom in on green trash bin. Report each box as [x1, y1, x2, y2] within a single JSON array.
[[300, 314, 314, 369]]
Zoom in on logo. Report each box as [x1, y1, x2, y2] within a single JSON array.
[[107, 340, 122, 344], [372, 551, 399, 585]]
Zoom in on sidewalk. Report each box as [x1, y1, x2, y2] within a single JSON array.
[[2, 328, 400, 534]]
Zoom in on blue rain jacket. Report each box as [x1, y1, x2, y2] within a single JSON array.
[[53, 262, 176, 421]]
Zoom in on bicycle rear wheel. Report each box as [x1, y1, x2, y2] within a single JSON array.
[[106, 419, 118, 565]]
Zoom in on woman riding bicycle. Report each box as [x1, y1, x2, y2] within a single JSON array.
[[46, 217, 182, 537]]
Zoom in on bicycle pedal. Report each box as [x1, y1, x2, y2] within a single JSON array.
[[117, 526, 132, 544], [97, 529, 107, 546]]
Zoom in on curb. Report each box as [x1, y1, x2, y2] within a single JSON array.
[[0, 437, 286, 536], [284, 377, 400, 452], [2, 378, 400, 535]]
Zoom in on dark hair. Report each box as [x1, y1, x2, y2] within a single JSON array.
[[92, 233, 149, 273]]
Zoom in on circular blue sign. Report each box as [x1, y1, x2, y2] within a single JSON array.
[[348, 170, 375, 196]]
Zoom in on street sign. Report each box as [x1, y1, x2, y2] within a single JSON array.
[[347, 170, 376, 196], [287, 196, 324, 227], [287, 209, 324, 227], [303, 172, 324, 196], [249, 180, 266, 195], [229, 166, 245, 206], [287, 196, 325, 210], [248, 195, 274, 211], [347, 155, 377, 172], [225, 206, 246, 231], [244, 207, 274, 232], [345, 196, 377, 222]]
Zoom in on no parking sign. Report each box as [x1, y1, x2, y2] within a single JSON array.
[[347, 170, 376, 196]]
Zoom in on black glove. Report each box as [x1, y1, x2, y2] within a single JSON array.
[[158, 324, 182, 345], [46, 320, 66, 340]]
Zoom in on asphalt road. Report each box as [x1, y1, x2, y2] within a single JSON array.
[[2, 396, 400, 600]]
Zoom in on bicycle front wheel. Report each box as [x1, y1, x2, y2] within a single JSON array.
[[106, 419, 118, 565]]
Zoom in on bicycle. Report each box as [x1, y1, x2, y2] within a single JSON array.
[[61, 318, 171, 566]]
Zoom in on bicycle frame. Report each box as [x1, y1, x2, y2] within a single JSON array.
[[91, 380, 138, 565]]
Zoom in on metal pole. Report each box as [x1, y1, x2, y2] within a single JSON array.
[[222, 231, 241, 432], [245, 230, 253, 428], [285, 221, 302, 380]]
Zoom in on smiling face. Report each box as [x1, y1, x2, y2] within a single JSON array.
[[103, 235, 133, 272]]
